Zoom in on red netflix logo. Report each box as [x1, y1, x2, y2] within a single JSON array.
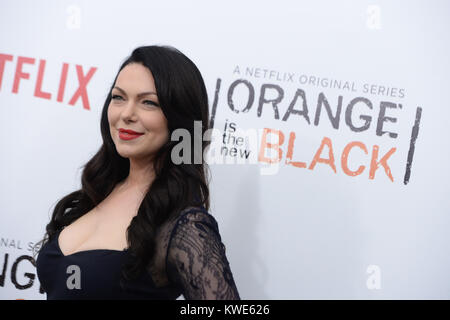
[[0, 53, 97, 110]]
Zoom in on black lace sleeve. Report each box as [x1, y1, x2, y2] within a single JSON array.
[[165, 208, 241, 300]]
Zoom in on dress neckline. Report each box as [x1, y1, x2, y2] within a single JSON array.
[[55, 229, 129, 257]]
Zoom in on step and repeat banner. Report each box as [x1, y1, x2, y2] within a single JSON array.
[[1, 0, 449, 299]]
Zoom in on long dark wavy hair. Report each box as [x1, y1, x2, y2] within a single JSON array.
[[33, 45, 212, 288]]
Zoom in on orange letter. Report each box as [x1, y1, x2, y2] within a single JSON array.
[[369, 145, 396, 181], [258, 128, 284, 163], [341, 141, 368, 176], [308, 137, 336, 173], [285, 131, 307, 168]]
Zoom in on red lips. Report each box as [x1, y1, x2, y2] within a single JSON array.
[[118, 128, 144, 141], [118, 128, 143, 135]]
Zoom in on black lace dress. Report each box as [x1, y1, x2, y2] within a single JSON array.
[[36, 206, 241, 300]]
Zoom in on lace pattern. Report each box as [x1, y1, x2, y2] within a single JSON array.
[[165, 208, 240, 300]]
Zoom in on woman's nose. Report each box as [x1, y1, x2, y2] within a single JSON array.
[[121, 100, 138, 120]]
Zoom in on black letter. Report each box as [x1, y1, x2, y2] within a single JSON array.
[[11, 255, 35, 290], [257, 83, 284, 119], [345, 97, 373, 132], [314, 93, 343, 129], [404, 107, 422, 185], [376, 101, 400, 138], [228, 79, 254, 114], [282, 88, 310, 124]]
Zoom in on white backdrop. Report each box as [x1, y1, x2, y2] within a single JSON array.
[[1, 0, 449, 299]]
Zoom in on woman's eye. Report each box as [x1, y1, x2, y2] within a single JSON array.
[[143, 100, 158, 106], [111, 95, 158, 107]]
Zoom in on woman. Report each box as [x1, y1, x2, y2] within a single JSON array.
[[34, 45, 240, 300]]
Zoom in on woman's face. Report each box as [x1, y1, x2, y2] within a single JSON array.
[[108, 63, 169, 161]]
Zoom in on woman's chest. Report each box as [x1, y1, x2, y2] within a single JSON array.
[[56, 193, 174, 287], [58, 187, 143, 255]]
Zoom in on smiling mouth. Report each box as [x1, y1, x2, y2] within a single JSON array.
[[118, 131, 144, 140], [120, 131, 143, 135], [118, 128, 144, 134]]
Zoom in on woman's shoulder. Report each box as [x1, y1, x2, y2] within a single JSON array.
[[167, 206, 223, 248], [158, 206, 217, 243], [177, 205, 215, 221], [172, 206, 220, 233], [160, 206, 220, 242]]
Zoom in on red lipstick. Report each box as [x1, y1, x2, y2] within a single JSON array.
[[118, 128, 144, 140]]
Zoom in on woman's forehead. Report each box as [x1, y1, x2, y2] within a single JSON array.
[[115, 64, 157, 94]]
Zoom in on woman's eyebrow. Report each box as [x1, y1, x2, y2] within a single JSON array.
[[113, 86, 157, 97]]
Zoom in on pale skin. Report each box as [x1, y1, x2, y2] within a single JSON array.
[[58, 63, 169, 255]]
